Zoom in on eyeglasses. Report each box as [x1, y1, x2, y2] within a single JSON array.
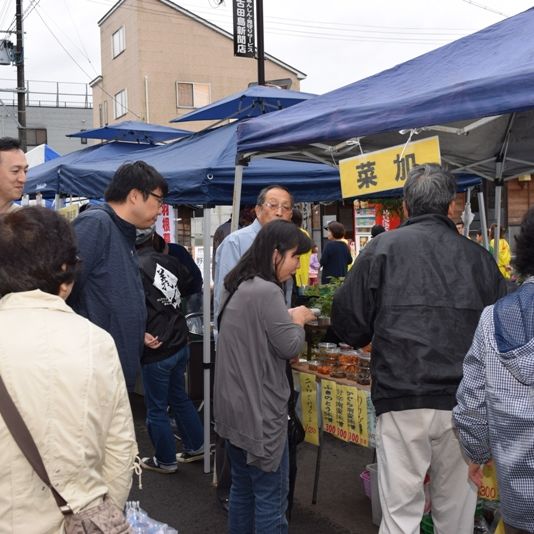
[[147, 191, 164, 206], [263, 201, 292, 213]]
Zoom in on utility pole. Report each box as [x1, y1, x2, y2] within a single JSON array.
[[16, 0, 26, 150], [256, 0, 265, 85]]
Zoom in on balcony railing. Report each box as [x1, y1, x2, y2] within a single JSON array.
[[0, 78, 92, 108]]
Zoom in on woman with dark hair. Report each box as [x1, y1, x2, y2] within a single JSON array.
[[454, 206, 534, 534], [0, 207, 137, 532], [320, 221, 352, 284], [214, 219, 316, 534]]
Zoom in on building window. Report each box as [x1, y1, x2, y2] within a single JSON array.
[[176, 82, 210, 109], [112, 26, 125, 58], [113, 89, 127, 119], [26, 128, 47, 147]]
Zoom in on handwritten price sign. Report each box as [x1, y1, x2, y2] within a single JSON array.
[[478, 463, 499, 501], [298, 372, 319, 446]]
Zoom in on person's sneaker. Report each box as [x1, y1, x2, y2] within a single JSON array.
[[176, 444, 213, 463], [140, 456, 177, 474]]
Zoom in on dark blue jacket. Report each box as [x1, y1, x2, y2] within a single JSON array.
[[68, 204, 146, 391]]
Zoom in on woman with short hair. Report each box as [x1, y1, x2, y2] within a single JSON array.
[[214, 219, 316, 534], [0, 207, 137, 533]]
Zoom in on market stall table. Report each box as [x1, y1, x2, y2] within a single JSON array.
[[292, 361, 376, 504]]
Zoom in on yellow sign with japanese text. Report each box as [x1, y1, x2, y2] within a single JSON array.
[[57, 204, 79, 222], [478, 462, 499, 501], [298, 372, 319, 446], [321, 379, 337, 437], [339, 136, 441, 198]]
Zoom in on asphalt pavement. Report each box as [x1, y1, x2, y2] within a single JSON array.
[[128, 393, 379, 534]]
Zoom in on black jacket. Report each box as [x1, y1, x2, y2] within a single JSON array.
[[138, 249, 195, 365], [331, 214, 507, 416]]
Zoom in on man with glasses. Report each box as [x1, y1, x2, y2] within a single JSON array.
[[214, 185, 294, 319], [68, 161, 167, 391]]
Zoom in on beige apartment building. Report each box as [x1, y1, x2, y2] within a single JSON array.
[[91, 0, 306, 129]]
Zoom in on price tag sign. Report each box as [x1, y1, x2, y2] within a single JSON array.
[[335, 385, 349, 442], [355, 389, 369, 447], [321, 379, 338, 437], [478, 463, 499, 501], [298, 372, 319, 446]]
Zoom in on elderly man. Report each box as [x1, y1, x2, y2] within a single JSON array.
[[331, 164, 506, 534], [0, 137, 28, 214], [68, 161, 167, 391], [214, 184, 294, 318]]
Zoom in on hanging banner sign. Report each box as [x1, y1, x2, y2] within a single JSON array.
[[155, 204, 176, 244], [233, 0, 255, 58], [339, 136, 441, 198], [298, 372, 319, 446]]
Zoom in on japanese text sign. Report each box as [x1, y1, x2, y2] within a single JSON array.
[[298, 372, 319, 446], [233, 0, 255, 58], [339, 136, 441, 198], [155, 204, 175, 244]]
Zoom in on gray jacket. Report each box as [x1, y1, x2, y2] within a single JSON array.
[[214, 277, 305, 472]]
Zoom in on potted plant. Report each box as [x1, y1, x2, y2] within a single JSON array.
[[305, 277, 345, 324]]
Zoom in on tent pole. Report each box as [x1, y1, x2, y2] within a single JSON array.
[[231, 164, 244, 233], [494, 183, 502, 262], [477, 190, 489, 250], [463, 186, 473, 236], [492, 113, 515, 262], [202, 207, 212, 474]]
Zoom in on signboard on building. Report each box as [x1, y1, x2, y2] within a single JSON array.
[[233, 0, 255, 58], [339, 136, 441, 198]]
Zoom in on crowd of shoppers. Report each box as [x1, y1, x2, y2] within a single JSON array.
[[2, 131, 533, 534]]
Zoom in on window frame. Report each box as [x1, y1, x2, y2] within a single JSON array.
[[112, 26, 125, 59], [26, 128, 47, 147], [176, 81, 211, 109], [113, 89, 127, 119]]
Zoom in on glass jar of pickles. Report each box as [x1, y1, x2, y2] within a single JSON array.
[[317, 342, 337, 358], [357, 353, 371, 385]]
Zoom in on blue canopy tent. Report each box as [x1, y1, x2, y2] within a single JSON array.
[[236, 7, 534, 249], [25, 144, 61, 168], [66, 120, 192, 144], [170, 85, 315, 123], [29, 122, 344, 204], [25, 141, 154, 198]]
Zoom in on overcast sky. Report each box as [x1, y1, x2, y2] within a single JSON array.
[[1, 0, 532, 95]]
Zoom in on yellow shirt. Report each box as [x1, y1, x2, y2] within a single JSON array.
[[490, 238, 511, 279], [295, 228, 311, 287]]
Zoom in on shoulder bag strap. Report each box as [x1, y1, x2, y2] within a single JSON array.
[[216, 288, 237, 331], [0, 374, 72, 514]]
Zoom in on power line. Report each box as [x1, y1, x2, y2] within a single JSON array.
[[83, 0, 476, 42], [33, 5, 144, 120], [460, 0, 509, 18]]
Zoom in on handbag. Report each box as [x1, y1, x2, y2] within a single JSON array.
[[0, 374, 132, 533], [286, 362, 305, 446], [288, 402, 306, 446]]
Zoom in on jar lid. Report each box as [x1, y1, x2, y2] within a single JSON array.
[[317, 342, 337, 350]]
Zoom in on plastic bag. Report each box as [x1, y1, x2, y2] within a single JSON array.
[[125, 501, 178, 534]]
